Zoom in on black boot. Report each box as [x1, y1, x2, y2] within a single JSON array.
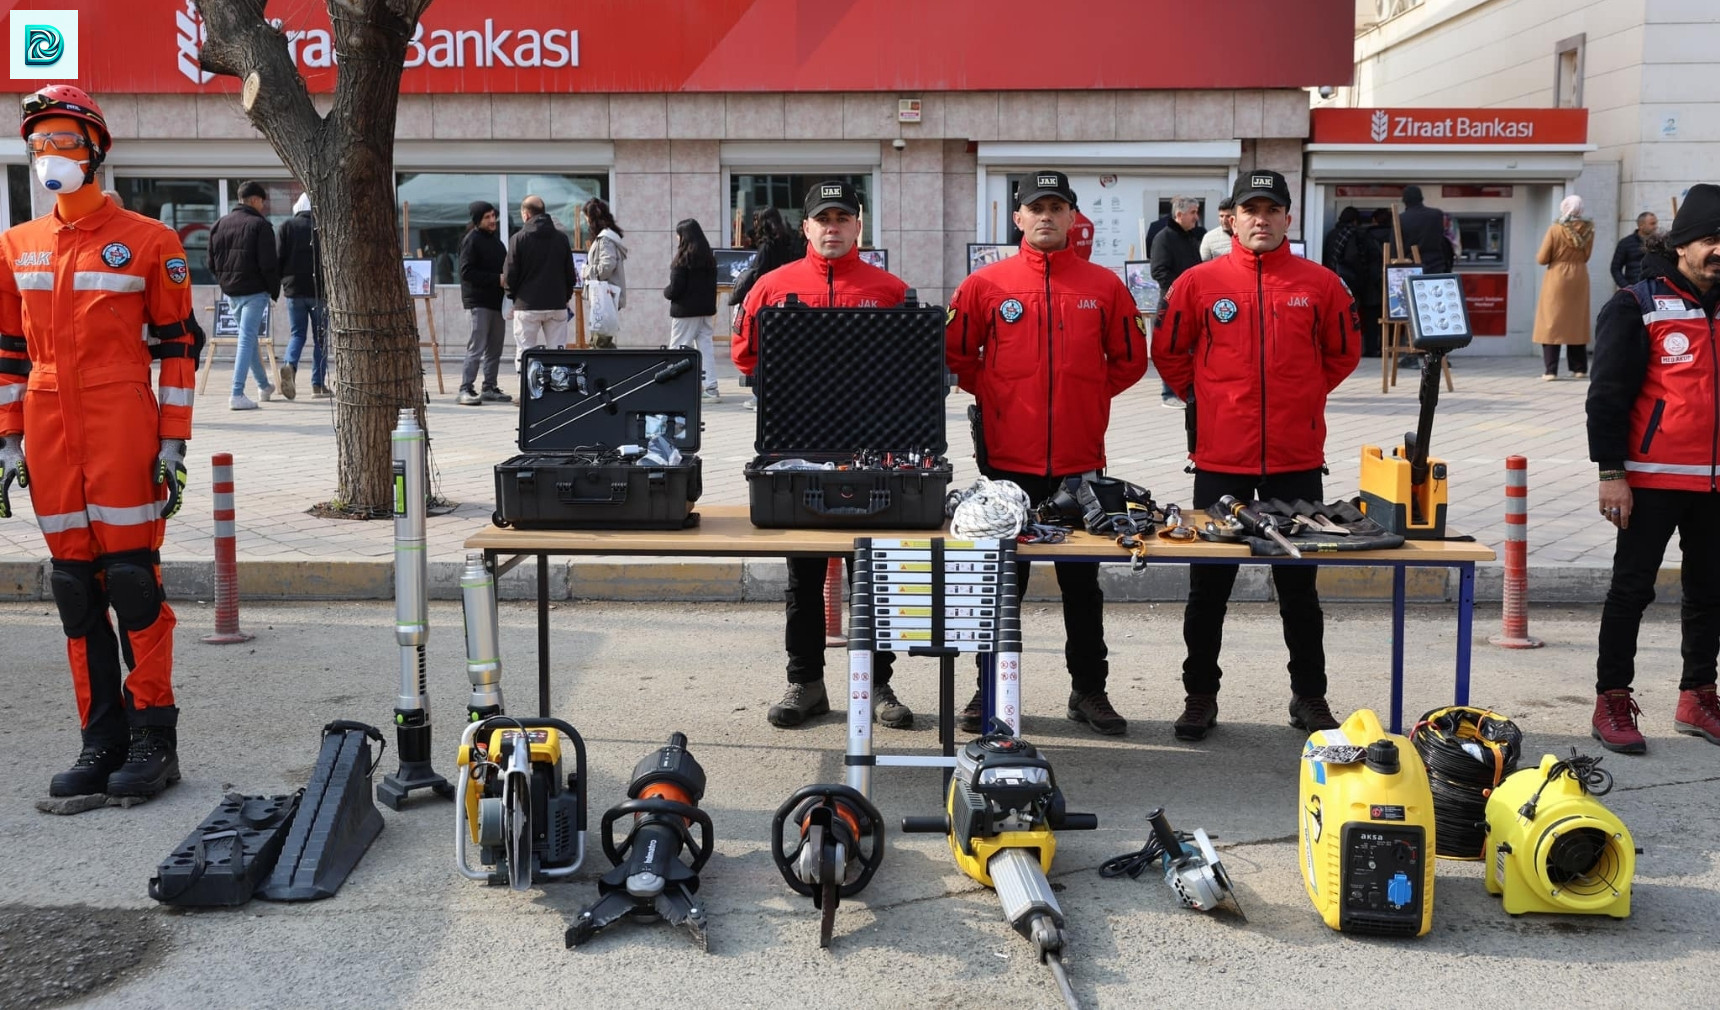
[[106, 726, 180, 798], [49, 736, 128, 797]]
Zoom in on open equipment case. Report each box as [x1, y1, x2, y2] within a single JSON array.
[[744, 296, 952, 529], [493, 347, 703, 530]]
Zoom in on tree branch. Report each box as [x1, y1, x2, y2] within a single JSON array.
[[194, 0, 323, 181]]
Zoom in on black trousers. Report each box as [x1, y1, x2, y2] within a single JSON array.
[[1541, 344, 1589, 375], [1596, 486, 1720, 693], [1183, 469, 1327, 697], [785, 556, 894, 687], [972, 469, 1110, 696]]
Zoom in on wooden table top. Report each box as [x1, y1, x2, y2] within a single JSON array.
[[464, 505, 1496, 563]]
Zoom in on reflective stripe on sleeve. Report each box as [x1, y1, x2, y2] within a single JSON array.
[[159, 386, 195, 407], [73, 272, 147, 293], [0, 384, 23, 405], [37, 510, 91, 533], [13, 272, 52, 291]]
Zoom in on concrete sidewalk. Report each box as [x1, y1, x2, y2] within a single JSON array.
[[0, 351, 1652, 603]]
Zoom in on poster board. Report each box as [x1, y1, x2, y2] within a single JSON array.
[[571, 250, 589, 290], [1385, 265, 1424, 320], [1288, 240, 1307, 258], [403, 258, 434, 298], [713, 248, 759, 286], [213, 295, 269, 336], [967, 243, 1018, 275], [1122, 260, 1160, 313], [858, 249, 888, 271]]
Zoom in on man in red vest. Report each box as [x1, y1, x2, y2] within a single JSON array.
[[1588, 183, 1720, 753]]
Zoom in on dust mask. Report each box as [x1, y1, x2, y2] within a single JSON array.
[[34, 156, 87, 194]]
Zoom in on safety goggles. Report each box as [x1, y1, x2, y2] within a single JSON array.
[[26, 131, 89, 154]]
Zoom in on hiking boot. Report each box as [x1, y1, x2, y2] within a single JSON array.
[[1174, 693, 1219, 741], [1592, 689, 1646, 754], [48, 740, 127, 797], [106, 727, 181, 798], [768, 680, 830, 728], [481, 387, 513, 403], [1068, 691, 1127, 735], [1674, 684, 1720, 745], [1289, 694, 1341, 732], [228, 394, 258, 411], [957, 690, 985, 734], [456, 387, 483, 406], [312, 385, 333, 399], [279, 364, 297, 400], [873, 682, 913, 729]]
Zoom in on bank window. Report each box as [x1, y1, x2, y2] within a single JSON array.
[[397, 172, 609, 285], [114, 177, 220, 285], [7, 165, 29, 227], [729, 173, 873, 247], [1555, 35, 1585, 108], [244, 179, 307, 230]]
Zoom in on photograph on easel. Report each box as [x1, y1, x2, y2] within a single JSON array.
[[1386, 265, 1423, 320], [403, 258, 434, 298]]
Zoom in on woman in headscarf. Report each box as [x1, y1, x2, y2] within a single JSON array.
[[1532, 194, 1596, 379]]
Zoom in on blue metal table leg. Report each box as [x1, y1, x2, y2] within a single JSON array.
[[1391, 564, 1406, 734], [1456, 561, 1475, 706]]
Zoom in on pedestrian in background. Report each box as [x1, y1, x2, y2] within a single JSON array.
[[664, 218, 721, 402], [1199, 196, 1234, 261], [729, 208, 799, 411], [1150, 196, 1204, 409], [503, 194, 576, 371], [1398, 185, 1453, 273], [1611, 211, 1658, 289], [456, 200, 510, 405], [582, 198, 628, 348], [277, 192, 328, 400], [208, 180, 279, 410], [1533, 195, 1595, 381]]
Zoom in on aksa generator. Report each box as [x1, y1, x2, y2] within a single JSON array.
[[1483, 752, 1635, 919], [1299, 708, 1437, 937]]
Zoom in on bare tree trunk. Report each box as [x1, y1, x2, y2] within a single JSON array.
[[196, 0, 431, 514]]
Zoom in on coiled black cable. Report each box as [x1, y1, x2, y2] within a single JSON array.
[[1517, 748, 1612, 821], [1410, 706, 1523, 858]]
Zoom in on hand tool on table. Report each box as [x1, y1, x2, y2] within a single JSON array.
[[1217, 494, 1302, 558]]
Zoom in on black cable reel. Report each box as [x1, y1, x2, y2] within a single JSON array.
[[1410, 706, 1523, 858], [770, 783, 886, 948]]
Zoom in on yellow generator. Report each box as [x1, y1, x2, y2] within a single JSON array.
[[1483, 753, 1635, 918], [1299, 708, 1437, 937]]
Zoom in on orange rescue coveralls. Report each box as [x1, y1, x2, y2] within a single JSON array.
[[0, 195, 197, 739]]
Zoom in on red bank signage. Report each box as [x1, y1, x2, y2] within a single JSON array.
[[1311, 108, 1589, 146], [4, 0, 1353, 94]]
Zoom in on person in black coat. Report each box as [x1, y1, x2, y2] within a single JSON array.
[[276, 193, 328, 399], [1149, 196, 1205, 407], [456, 201, 511, 405], [1398, 185, 1452, 273], [1611, 211, 1659, 288], [207, 180, 280, 408], [502, 195, 577, 370], [664, 218, 721, 401]]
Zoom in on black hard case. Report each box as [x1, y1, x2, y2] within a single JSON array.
[[744, 299, 951, 529], [493, 348, 702, 530]]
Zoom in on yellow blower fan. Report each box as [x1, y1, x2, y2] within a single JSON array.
[[1483, 751, 1635, 919]]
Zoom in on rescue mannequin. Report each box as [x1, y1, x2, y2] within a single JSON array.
[[0, 86, 203, 800]]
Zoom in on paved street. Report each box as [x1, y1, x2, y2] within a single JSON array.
[[0, 601, 1711, 1010], [0, 348, 1648, 604]]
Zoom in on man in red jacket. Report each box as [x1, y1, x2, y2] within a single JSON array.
[[1155, 170, 1360, 742], [1586, 184, 1720, 753], [732, 181, 916, 730], [946, 170, 1149, 735]]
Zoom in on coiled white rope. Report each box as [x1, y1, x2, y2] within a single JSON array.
[[945, 477, 1032, 539]]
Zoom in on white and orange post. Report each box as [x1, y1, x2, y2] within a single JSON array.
[[1490, 455, 1543, 649], [201, 452, 253, 644], [824, 557, 846, 647]]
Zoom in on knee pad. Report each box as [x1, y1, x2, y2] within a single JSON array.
[[49, 560, 106, 638], [100, 550, 163, 633]]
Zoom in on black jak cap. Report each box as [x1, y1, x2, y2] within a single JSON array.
[[1017, 170, 1078, 209], [1233, 170, 1293, 209], [803, 180, 863, 218]]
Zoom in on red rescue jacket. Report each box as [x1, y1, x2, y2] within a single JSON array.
[[946, 241, 1148, 476], [1156, 240, 1359, 475], [1597, 271, 1720, 492], [730, 246, 908, 376]]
